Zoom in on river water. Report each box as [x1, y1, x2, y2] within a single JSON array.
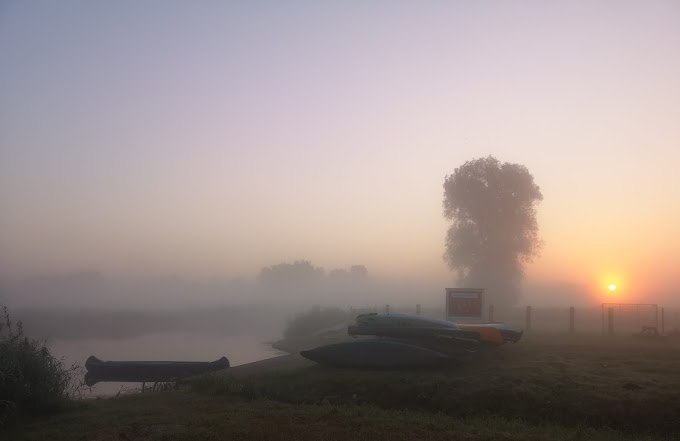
[[50, 332, 287, 397]]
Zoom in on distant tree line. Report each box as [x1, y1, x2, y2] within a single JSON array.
[[259, 260, 367, 285]]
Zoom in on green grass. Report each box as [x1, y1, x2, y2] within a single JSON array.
[[211, 333, 680, 435], [6, 333, 680, 440], [7, 392, 669, 441]]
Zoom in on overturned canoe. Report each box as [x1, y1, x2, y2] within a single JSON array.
[[300, 339, 459, 369], [85, 355, 229, 385], [351, 313, 523, 345], [348, 325, 480, 342]]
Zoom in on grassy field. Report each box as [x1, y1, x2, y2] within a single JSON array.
[[6, 333, 680, 440]]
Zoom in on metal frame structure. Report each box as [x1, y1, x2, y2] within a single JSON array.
[[601, 302, 658, 335]]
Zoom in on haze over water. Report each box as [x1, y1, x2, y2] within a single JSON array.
[[1, 1, 679, 308]]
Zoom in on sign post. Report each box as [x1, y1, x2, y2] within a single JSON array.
[[445, 288, 484, 322]]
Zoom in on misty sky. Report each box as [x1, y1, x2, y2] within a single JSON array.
[[1, 1, 679, 303]]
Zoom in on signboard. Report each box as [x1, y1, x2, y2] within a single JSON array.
[[446, 288, 484, 321]]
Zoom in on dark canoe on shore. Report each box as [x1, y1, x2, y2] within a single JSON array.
[[85, 355, 229, 385], [300, 339, 460, 369]]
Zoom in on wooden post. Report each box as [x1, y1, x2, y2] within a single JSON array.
[[525, 306, 532, 332], [416, 304, 421, 315], [608, 307, 615, 335], [569, 307, 575, 333], [488, 304, 494, 322], [385, 304, 390, 313], [655, 306, 659, 330], [661, 307, 665, 334]]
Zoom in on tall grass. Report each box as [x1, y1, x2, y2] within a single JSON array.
[[0, 306, 79, 426], [283, 306, 351, 338]]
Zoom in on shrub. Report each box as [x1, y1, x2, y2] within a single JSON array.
[[283, 306, 351, 338], [0, 306, 77, 425]]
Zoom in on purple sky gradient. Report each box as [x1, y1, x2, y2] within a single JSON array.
[[1, 1, 679, 303]]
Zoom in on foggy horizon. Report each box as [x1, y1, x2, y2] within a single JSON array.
[[2, 1, 679, 309], [1, 266, 676, 310]]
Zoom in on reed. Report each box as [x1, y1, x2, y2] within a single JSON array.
[[0, 306, 79, 426]]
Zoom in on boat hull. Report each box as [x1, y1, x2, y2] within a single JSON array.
[[85, 356, 229, 385], [348, 325, 480, 342], [300, 339, 458, 369], [351, 313, 523, 345]]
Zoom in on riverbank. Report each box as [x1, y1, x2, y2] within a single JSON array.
[[6, 333, 680, 440], [228, 352, 311, 378]]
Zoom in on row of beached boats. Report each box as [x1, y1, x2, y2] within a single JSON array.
[[300, 312, 522, 368], [85, 313, 522, 384]]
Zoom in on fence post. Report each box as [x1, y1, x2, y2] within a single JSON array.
[[608, 307, 615, 335], [525, 306, 532, 332], [488, 304, 494, 322], [655, 306, 659, 330], [569, 306, 575, 333], [416, 304, 421, 315]]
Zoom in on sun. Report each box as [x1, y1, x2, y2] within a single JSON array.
[[598, 272, 625, 301]]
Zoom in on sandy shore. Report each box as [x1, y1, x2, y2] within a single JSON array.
[[227, 353, 313, 378]]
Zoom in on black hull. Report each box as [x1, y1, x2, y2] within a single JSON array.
[[300, 339, 459, 369], [85, 356, 229, 385], [348, 325, 480, 342]]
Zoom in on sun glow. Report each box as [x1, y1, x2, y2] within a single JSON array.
[[596, 272, 627, 302]]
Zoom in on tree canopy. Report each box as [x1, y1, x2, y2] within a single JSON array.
[[443, 156, 543, 307], [260, 261, 368, 286], [259, 260, 324, 285]]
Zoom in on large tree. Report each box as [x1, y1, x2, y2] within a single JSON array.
[[443, 156, 543, 307]]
